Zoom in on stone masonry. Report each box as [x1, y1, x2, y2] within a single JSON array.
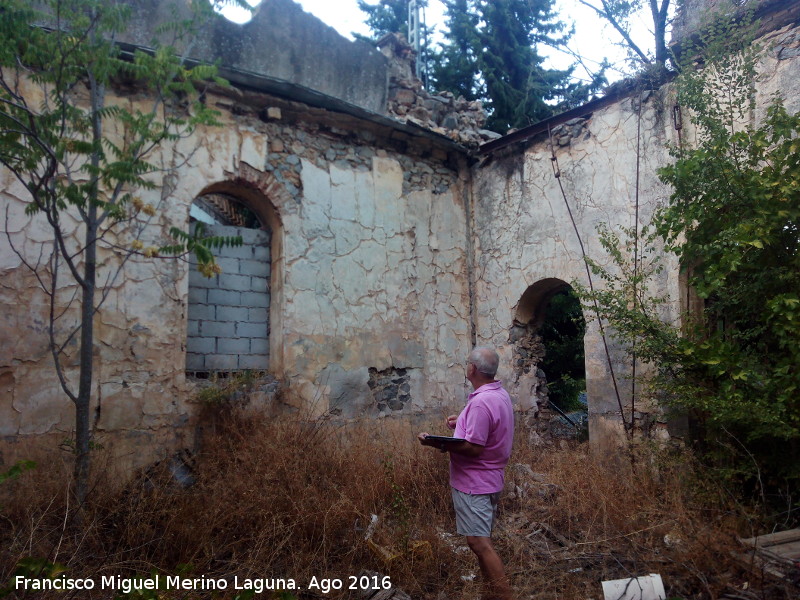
[[1, 0, 798, 468]]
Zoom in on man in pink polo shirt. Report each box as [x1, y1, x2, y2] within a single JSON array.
[[419, 346, 514, 600]]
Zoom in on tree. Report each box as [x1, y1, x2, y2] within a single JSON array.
[[577, 0, 672, 73], [355, 0, 427, 41], [430, 0, 604, 132], [427, 0, 482, 102], [579, 14, 800, 501], [0, 0, 243, 505], [539, 289, 586, 411]]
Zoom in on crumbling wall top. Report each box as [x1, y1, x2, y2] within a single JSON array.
[[671, 0, 799, 46], [119, 0, 389, 115]]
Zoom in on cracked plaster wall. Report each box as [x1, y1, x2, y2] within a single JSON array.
[[471, 88, 683, 447], [3, 5, 798, 466], [282, 152, 472, 418], [0, 81, 472, 469], [470, 21, 800, 446]]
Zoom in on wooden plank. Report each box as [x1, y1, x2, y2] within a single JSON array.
[[741, 528, 800, 548], [732, 551, 790, 582], [759, 540, 800, 561], [734, 528, 800, 588]]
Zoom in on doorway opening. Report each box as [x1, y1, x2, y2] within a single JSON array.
[[510, 278, 587, 436]]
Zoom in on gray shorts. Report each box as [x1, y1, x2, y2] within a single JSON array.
[[451, 488, 500, 537]]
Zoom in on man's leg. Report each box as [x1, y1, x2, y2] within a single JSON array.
[[466, 535, 512, 600]]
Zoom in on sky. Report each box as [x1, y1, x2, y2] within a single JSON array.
[[219, 0, 657, 84]]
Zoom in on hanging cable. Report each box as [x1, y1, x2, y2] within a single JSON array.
[[547, 125, 630, 436], [631, 93, 644, 432]]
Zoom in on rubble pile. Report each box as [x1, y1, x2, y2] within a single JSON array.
[[377, 34, 502, 148]]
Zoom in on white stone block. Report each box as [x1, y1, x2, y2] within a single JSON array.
[[239, 129, 265, 169], [329, 163, 357, 221]]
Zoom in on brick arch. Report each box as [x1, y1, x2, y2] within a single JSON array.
[[186, 163, 288, 375], [200, 161, 293, 238]]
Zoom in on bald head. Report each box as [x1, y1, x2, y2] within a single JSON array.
[[468, 346, 500, 378]]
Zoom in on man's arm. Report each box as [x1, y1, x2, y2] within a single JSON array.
[[417, 433, 484, 457], [443, 439, 484, 457]]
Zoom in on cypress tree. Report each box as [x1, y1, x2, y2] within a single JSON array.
[[355, 0, 426, 41], [432, 0, 604, 132], [430, 0, 482, 101]]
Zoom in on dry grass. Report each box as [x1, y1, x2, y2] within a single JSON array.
[[0, 403, 796, 600]]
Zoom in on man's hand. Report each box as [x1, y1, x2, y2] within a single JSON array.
[[446, 414, 458, 429]]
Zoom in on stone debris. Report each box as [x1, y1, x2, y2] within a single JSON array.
[[377, 33, 498, 148], [504, 463, 559, 502], [437, 531, 471, 555], [547, 117, 590, 148]]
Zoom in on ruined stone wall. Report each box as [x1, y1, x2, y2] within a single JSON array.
[[118, 0, 390, 116], [0, 78, 472, 470], [671, 0, 798, 45], [470, 13, 800, 447], [470, 88, 679, 447], [4, 0, 799, 470]]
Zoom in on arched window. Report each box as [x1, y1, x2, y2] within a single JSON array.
[[185, 192, 271, 377]]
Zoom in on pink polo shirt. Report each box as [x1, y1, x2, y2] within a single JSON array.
[[449, 381, 514, 494]]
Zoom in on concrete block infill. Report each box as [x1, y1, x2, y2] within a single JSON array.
[[204, 354, 239, 370], [249, 276, 269, 292], [236, 322, 267, 338], [252, 245, 270, 261], [207, 289, 242, 306], [186, 337, 216, 355], [215, 305, 250, 322], [250, 337, 269, 355], [185, 353, 205, 370], [248, 308, 268, 323], [187, 304, 215, 321], [240, 291, 270, 308], [217, 337, 251, 354], [218, 272, 252, 291], [238, 354, 268, 370], [187, 287, 208, 304], [188, 272, 219, 289], [239, 259, 270, 277], [200, 321, 234, 337]]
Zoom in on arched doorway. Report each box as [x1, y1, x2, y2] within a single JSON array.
[[185, 191, 272, 377], [509, 278, 587, 438]]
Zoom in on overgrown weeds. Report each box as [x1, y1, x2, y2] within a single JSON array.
[[0, 406, 795, 599]]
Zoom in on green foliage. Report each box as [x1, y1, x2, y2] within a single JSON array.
[[195, 370, 263, 405], [0, 558, 67, 599], [161, 222, 243, 277], [427, 0, 482, 101], [429, 0, 604, 132], [0, 0, 224, 221], [548, 374, 586, 413], [579, 11, 800, 503], [355, 0, 426, 41], [578, 223, 680, 370], [0, 460, 36, 485], [0, 0, 240, 503], [539, 290, 586, 411]]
